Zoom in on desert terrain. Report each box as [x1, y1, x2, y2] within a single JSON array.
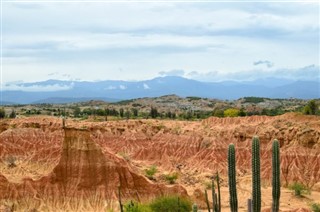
[[0, 113, 319, 211]]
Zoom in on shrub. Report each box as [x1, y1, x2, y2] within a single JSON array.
[[224, 108, 239, 117], [311, 202, 320, 212], [288, 182, 310, 197], [0, 108, 5, 119], [124, 201, 151, 212], [149, 196, 191, 212], [6, 155, 17, 168], [164, 173, 178, 184], [145, 165, 157, 180]]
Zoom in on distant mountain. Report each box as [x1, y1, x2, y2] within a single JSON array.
[[1, 76, 319, 104], [32, 97, 120, 104]]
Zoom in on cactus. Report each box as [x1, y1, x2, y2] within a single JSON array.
[[216, 172, 221, 212], [228, 144, 238, 212], [252, 136, 261, 212], [212, 178, 216, 211], [192, 203, 198, 212], [118, 186, 123, 212], [272, 139, 280, 212], [205, 189, 210, 212]]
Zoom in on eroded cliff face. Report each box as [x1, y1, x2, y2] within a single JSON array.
[[0, 122, 186, 200], [89, 113, 320, 188]]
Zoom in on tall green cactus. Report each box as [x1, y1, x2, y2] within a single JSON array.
[[228, 144, 238, 212], [272, 139, 280, 212], [252, 136, 261, 212], [212, 178, 216, 211], [118, 185, 123, 212], [205, 189, 210, 212], [216, 172, 221, 212]]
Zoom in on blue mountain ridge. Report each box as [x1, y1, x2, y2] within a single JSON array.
[[1, 76, 319, 104]]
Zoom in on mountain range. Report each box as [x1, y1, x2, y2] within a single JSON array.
[[1, 76, 319, 104]]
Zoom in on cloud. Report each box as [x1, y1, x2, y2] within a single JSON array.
[[184, 65, 320, 82], [105, 85, 117, 90], [48, 72, 59, 76], [119, 85, 127, 90], [3, 82, 74, 92], [253, 60, 274, 68], [143, 83, 150, 89], [2, 3, 318, 83], [159, 69, 185, 77]]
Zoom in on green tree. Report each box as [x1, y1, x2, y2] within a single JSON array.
[[131, 108, 139, 117], [213, 109, 224, 117], [0, 108, 6, 119], [120, 108, 124, 118], [73, 107, 81, 117], [150, 107, 158, 118], [238, 108, 246, 117], [125, 110, 131, 119], [9, 110, 16, 118], [224, 108, 239, 117], [304, 100, 318, 115]]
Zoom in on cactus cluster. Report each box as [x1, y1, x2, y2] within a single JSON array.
[[227, 137, 281, 212], [204, 172, 221, 212]]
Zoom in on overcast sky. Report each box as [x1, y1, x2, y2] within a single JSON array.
[[2, 1, 319, 83]]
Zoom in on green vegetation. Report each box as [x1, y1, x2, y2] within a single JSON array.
[[192, 203, 198, 212], [124, 201, 151, 212], [228, 144, 238, 212], [9, 109, 16, 118], [149, 196, 192, 212], [252, 136, 261, 212], [272, 139, 281, 212], [0, 96, 313, 121], [288, 182, 310, 197], [243, 97, 266, 103], [223, 108, 239, 117], [164, 173, 178, 184], [144, 165, 157, 180], [186, 96, 202, 101], [0, 108, 5, 119], [303, 100, 319, 115], [310, 202, 320, 212]]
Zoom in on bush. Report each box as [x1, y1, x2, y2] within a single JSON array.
[[145, 165, 157, 180], [224, 108, 239, 117], [164, 173, 178, 184], [311, 202, 320, 212], [6, 155, 17, 168], [288, 182, 310, 197], [149, 196, 191, 212], [124, 201, 151, 212], [0, 108, 5, 119]]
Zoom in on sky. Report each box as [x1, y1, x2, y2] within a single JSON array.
[[1, 1, 320, 84]]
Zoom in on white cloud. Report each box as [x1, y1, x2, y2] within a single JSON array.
[[119, 85, 126, 90], [3, 82, 74, 92], [159, 69, 185, 77], [2, 3, 319, 83], [143, 83, 150, 89], [105, 85, 117, 90]]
